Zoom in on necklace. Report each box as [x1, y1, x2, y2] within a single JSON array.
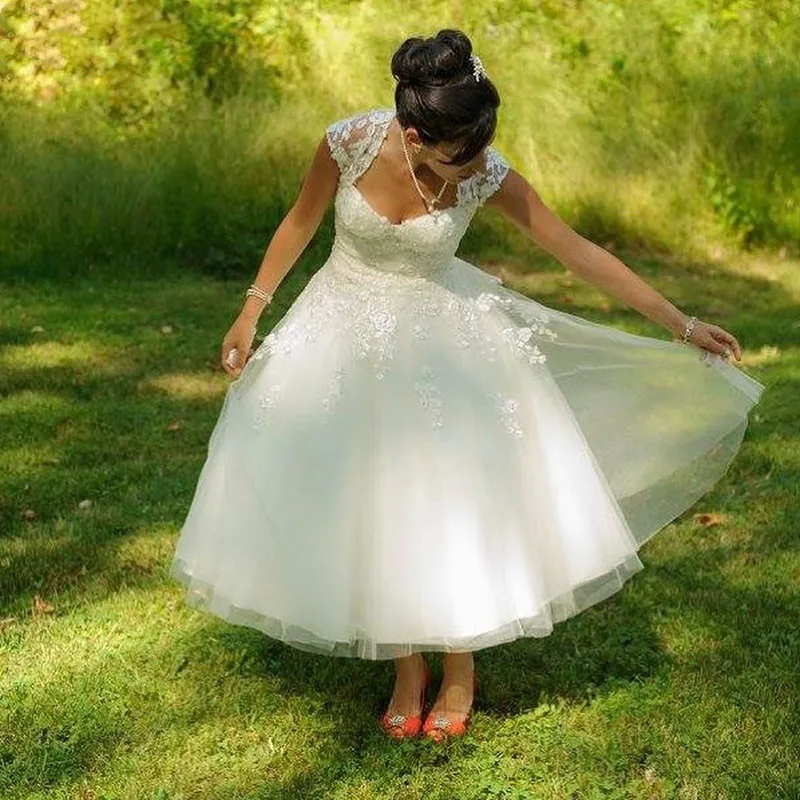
[[400, 128, 450, 216]]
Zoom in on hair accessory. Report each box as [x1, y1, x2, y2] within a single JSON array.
[[470, 54, 486, 82]]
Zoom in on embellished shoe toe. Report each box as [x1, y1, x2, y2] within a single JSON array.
[[379, 660, 432, 739], [422, 674, 479, 741]]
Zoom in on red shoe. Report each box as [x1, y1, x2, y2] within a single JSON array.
[[422, 673, 479, 741], [379, 659, 432, 739]]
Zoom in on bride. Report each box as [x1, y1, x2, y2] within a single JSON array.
[[170, 28, 765, 741]]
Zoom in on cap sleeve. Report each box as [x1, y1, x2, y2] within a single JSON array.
[[325, 108, 392, 186], [325, 112, 360, 175], [461, 146, 511, 207]]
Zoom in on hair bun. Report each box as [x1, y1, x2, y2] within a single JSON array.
[[391, 29, 473, 86]]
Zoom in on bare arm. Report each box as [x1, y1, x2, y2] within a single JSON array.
[[239, 134, 341, 322], [220, 133, 340, 375], [485, 170, 742, 360]]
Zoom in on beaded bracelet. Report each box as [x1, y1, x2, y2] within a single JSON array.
[[680, 315, 698, 343], [245, 284, 273, 306]]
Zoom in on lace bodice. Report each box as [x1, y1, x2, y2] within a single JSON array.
[[325, 107, 511, 279], [243, 106, 540, 438]]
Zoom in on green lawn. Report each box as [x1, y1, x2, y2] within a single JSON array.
[[1, 241, 797, 799], [2, 1, 799, 795]]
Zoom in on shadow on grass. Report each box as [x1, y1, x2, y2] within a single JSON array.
[[1, 244, 797, 797], [8, 539, 797, 797], [1, 238, 794, 613]]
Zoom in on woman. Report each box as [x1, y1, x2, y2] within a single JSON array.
[[170, 29, 765, 741]]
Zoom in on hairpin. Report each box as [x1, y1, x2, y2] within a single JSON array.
[[470, 54, 486, 81]]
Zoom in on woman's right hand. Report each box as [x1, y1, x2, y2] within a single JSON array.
[[221, 315, 258, 377]]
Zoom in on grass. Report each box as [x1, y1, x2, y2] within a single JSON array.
[[1, 234, 798, 798], [2, 2, 799, 795]]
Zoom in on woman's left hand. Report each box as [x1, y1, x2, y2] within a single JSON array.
[[682, 319, 742, 362]]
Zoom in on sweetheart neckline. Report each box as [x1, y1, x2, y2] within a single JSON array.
[[346, 183, 463, 228], [344, 109, 469, 228]]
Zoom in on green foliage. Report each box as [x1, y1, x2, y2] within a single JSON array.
[[703, 162, 767, 248], [0, 8, 798, 797], [159, 0, 277, 103], [0, 0, 799, 281], [0, 0, 301, 124]]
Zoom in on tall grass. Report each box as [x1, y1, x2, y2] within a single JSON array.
[[1, 1, 798, 283]]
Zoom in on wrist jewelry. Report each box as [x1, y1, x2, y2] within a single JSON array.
[[245, 284, 273, 305], [680, 315, 698, 343]]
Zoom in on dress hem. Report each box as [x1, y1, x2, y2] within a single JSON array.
[[169, 550, 645, 660]]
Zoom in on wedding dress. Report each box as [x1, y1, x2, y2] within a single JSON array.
[[170, 106, 765, 660]]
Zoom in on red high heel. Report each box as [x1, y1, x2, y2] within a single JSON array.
[[379, 659, 432, 739], [422, 673, 479, 740]]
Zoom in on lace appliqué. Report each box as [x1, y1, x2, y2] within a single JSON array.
[[244, 109, 544, 436], [458, 146, 511, 207], [325, 108, 395, 188], [475, 291, 559, 366], [321, 367, 346, 414], [326, 106, 510, 208], [491, 392, 524, 438], [414, 365, 443, 429], [246, 270, 558, 435], [253, 382, 283, 433]]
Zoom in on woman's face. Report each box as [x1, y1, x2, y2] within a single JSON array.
[[402, 124, 492, 184], [424, 140, 489, 183]]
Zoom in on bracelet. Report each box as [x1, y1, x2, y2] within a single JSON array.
[[680, 315, 698, 343], [245, 284, 273, 306]]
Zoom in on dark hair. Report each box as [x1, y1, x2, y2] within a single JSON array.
[[391, 29, 501, 166]]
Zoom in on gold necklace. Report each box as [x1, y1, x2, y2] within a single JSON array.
[[400, 128, 450, 215]]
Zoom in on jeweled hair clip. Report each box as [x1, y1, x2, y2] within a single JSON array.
[[470, 54, 486, 81]]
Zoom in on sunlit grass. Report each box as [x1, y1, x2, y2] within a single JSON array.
[[1, 247, 797, 798], [1, 2, 798, 796], [141, 372, 229, 401]]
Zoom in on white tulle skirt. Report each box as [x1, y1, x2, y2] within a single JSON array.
[[170, 248, 765, 659]]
